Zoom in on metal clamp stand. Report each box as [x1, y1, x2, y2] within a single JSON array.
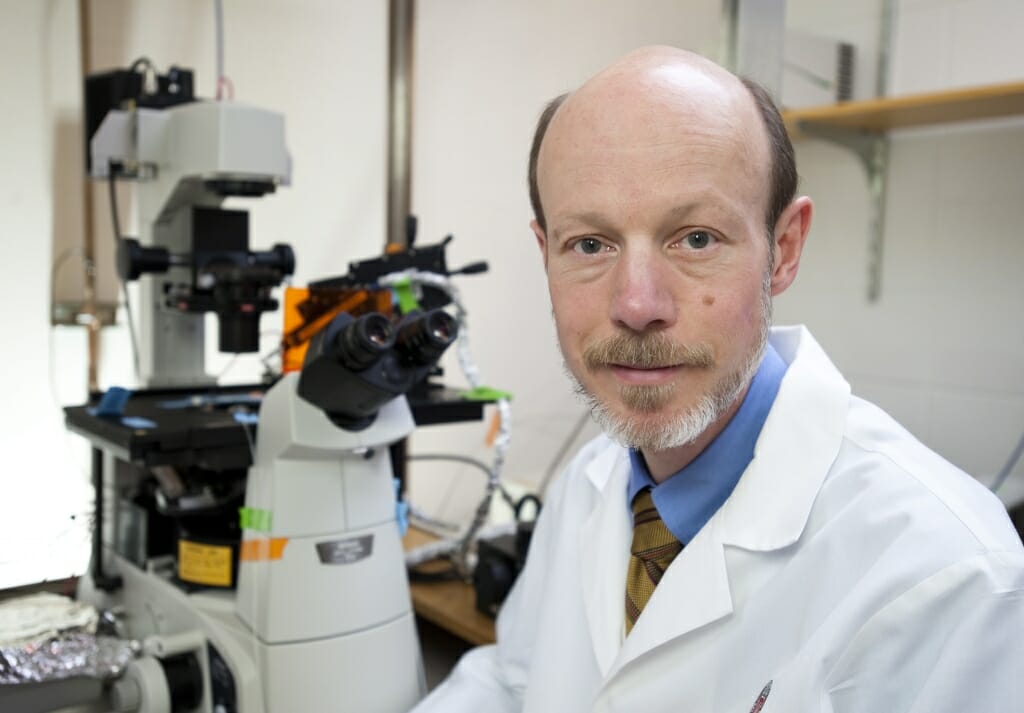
[[90, 447, 122, 592], [797, 123, 890, 302]]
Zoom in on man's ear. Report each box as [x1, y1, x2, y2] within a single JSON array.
[[531, 219, 548, 269], [769, 196, 812, 296]]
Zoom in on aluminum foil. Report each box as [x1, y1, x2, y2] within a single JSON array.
[[0, 632, 138, 684]]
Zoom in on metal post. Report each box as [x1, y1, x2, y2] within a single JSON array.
[[797, 123, 890, 302], [720, 0, 787, 98], [876, 0, 897, 99], [79, 0, 100, 392], [387, 0, 415, 249], [91, 447, 122, 592]]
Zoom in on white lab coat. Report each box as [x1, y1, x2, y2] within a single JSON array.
[[413, 326, 1024, 712]]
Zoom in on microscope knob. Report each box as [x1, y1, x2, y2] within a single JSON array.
[[117, 238, 171, 281], [109, 676, 140, 711], [269, 243, 295, 276], [113, 656, 171, 713]]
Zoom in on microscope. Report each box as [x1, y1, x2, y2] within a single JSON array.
[[86, 63, 294, 386], [71, 307, 453, 712], [235, 308, 457, 711], [64, 64, 464, 712]]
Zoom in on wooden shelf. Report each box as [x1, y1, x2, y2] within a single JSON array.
[[783, 81, 1024, 139], [403, 527, 496, 646], [781, 80, 1024, 302]]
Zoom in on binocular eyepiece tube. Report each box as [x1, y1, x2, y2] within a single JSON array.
[[396, 310, 458, 365], [332, 309, 458, 372], [335, 313, 396, 371], [300, 308, 460, 430]]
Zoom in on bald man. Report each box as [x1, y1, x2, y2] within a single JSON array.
[[412, 47, 1024, 713]]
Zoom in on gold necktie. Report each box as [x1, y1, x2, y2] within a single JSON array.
[[624, 489, 683, 635]]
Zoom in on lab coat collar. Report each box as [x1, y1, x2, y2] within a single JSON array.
[[583, 326, 849, 550], [716, 325, 850, 551], [580, 326, 850, 678]]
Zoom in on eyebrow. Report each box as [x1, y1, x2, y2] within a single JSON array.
[[550, 212, 615, 241], [551, 201, 707, 241]]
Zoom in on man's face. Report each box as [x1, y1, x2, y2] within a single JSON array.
[[534, 72, 775, 454]]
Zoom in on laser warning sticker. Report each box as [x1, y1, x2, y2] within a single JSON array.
[[316, 535, 374, 565], [178, 540, 233, 587]]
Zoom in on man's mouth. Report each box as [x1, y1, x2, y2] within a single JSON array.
[[608, 363, 683, 385]]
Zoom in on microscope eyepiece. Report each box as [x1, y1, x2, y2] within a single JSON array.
[[336, 313, 395, 370], [396, 309, 459, 366]]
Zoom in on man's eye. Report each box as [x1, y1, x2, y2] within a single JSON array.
[[684, 231, 714, 249], [573, 237, 605, 255]]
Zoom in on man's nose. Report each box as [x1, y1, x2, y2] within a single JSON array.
[[608, 246, 678, 333]]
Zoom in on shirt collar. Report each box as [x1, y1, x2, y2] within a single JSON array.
[[627, 344, 788, 544]]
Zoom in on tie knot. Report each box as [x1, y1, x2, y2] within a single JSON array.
[[629, 489, 682, 559], [631, 488, 657, 523]]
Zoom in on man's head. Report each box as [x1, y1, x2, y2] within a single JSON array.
[[529, 46, 811, 473]]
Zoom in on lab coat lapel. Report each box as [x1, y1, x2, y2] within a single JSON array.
[[718, 326, 850, 551], [578, 445, 632, 677], [608, 326, 850, 675], [611, 518, 733, 675]]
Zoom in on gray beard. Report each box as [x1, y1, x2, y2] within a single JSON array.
[[564, 273, 772, 453]]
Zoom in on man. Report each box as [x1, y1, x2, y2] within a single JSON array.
[[413, 46, 1024, 712]]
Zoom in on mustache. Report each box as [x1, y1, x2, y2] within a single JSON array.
[[582, 332, 714, 370]]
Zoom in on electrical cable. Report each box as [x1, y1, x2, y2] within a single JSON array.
[[258, 346, 282, 381], [50, 246, 88, 310], [406, 504, 460, 535], [214, 354, 239, 383], [404, 521, 516, 569], [107, 167, 141, 383], [990, 429, 1024, 493], [213, 0, 227, 100], [378, 270, 512, 579], [409, 453, 518, 513], [129, 57, 158, 97], [129, 57, 154, 74]]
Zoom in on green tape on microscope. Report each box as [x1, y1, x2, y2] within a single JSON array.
[[392, 277, 421, 314], [462, 386, 513, 401], [239, 507, 272, 532]]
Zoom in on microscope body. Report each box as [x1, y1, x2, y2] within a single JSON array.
[[90, 76, 292, 386], [236, 375, 425, 711]]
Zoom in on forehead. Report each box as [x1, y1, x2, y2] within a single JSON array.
[[539, 72, 770, 226]]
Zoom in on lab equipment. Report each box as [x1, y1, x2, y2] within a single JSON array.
[[68, 304, 461, 711], [472, 495, 540, 617], [65, 62, 484, 713], [86, 63, 294, 385]]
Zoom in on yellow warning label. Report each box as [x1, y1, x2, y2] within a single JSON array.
[[178, 540, 233, 587]]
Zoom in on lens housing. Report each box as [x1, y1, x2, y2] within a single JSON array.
[[395, 309, 458, 366], [335, 313, 395, 370]]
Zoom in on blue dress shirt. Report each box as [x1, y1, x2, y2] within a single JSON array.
[[627, 344, 787, 545]]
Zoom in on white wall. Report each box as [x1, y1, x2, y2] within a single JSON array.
[[0, 0, 97, 590], [0, 0, 721, 588], [775, 0, 1024, 503], [2, 0, 392, 589], [405, 0, 722, 523], [2, 0, 1021, 589]]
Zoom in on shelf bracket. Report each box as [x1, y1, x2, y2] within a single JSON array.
[[797, 122, 890, 302]]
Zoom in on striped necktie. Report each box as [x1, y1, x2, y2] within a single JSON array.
[[625, 488, 683, 635]]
